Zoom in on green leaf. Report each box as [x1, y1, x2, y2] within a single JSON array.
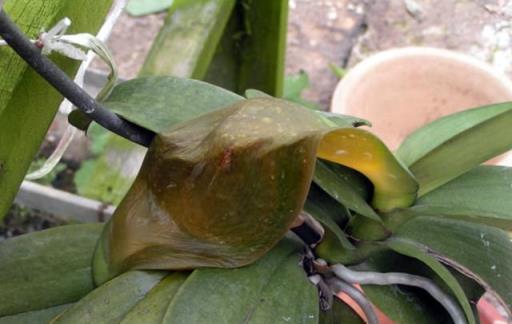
[[284, 71, 310, 101], [363, 285, 444, 324], [52, 271, 166, 324], [204, 0, 288, 96], [319, 297, 364, 324], [413, 165, 512, 229], [78, 77, 243, 204], [387, 238, 477, 324], [395, 216, 512, 314], [120, 272, 189, 324], [396, 102, 512, 196], [0, 224, 103, 316], [139, 0, 236, 78], [125, 0, 174, 16], [0, 0, 114, 220], [103, 76, 244, 133], [92, 98, 331, 282], [305, 184, 354, 252], [362, 250, 454, 324], [328, 63, 347, 79], [315, 111, 371, 129], [73, 129, 144, 205], [162, 238, 319, 323], [0, 304, 72, 324], [245, 89, 273, 99], [313, 160, 380, 221], [283, 71, 321, 110]]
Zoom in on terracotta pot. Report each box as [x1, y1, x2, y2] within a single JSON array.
[[331, 47, 512, 165]]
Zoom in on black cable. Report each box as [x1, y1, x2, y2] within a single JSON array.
[[0, 10, 155, 147]]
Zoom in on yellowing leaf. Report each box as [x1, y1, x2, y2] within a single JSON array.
[[93, 98, 418, 283]]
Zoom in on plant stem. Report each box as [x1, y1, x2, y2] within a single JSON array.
[[0, 10, 155, 147], [331, 264, 467, 324]]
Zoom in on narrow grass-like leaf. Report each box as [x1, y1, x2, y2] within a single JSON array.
[[396, 102, 512, 196]]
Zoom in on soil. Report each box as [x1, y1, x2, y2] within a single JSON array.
[[0, 204, 66, 241]]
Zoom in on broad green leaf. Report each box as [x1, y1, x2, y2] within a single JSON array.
[[162, 238, 318, 323], [313, 160, 379, 221], [414, 165, 512, 229], [120, 272, 189, 324], [387, 238, 476, 324], [0, 0, 113, 220], [245, 89, 273, 99], [0, 224, 103, 316], [76, 0, 238, 203], [362, 250, 454, 324], [94, 97, 418, 282], [92, 98, 329, 283], [319, 297, 364, 324], [204, 0, 288, 96], [52, 271, 166, 324], [77, 77, 243, 204], [396, 102, 512, 196], [139, 0, 236, 78], [305, 184, 354, 253], [363, 285, 446, 324], [125, 0, 174, 16], [245, 88, 370, 129], [306, 183, 351, 227], [103, 76, 244, 134], [0, 304, 72, 324], [395, 216, 512, 314]]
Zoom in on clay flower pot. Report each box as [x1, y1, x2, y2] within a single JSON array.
[[331, 47, 512, 165]]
